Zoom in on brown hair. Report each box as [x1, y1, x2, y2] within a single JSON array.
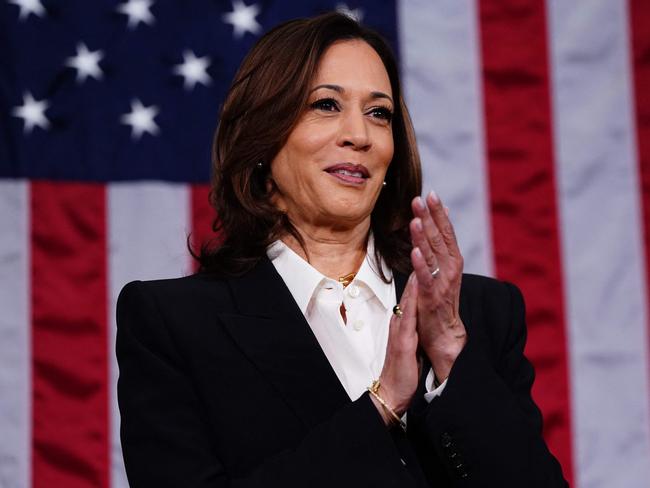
[[196, 11, 422, 280]]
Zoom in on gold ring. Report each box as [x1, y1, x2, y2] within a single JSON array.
[[392, 305, 403, 317]]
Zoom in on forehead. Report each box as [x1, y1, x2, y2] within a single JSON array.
[[312, 40, 392, 96]]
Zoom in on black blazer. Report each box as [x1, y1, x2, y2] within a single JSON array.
[[116, 256, 568, 487]]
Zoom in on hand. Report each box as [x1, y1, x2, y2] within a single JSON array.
[[409, 191, 467, 382], [372, 272, 420, 425]]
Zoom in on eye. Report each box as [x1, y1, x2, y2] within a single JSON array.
[[310, 98, 340, 112], [368, 106, 393, 123]]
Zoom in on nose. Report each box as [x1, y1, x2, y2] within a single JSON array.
[[337, 109, 371, 151]]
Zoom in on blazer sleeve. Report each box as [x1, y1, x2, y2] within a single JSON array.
[[407, 280, 569, 487], [116, 280, 422, 488]]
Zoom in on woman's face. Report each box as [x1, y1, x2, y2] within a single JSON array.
[[270, 39, 394, 230]]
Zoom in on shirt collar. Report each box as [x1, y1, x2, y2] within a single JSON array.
[[353, 236, 394, 310], [266, 240, 326, 315], [266, 234, 393, 314]]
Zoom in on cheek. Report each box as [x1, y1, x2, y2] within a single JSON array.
[[276, 130, 331, 179], [271, 136, 325, 190], [375, 130, 394, 171], [290, 122, 332, 156], [384, 139, 395, 165]]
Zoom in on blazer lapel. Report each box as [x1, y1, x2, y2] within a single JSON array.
[[217, 257, 350, 429], [218, 264, 472, 431], [394, 271, 408, 303]]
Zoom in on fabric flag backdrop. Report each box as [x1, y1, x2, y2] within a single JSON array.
[[1, 0, 649, 486]]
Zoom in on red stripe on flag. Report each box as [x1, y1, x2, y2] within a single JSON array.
[[478, 0, 574, 482], [190, 183, 216, 271], [630, 0, 650, 387], [31, 182, 109, 488]]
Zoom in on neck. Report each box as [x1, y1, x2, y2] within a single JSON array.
[[281, 220, 369, 280]]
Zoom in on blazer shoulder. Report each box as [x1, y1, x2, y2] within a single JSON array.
[[459, 273, 527, 362], [118, 273, 234, 316], [461, 272, 523, 306]]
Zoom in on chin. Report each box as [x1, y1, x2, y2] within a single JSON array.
[[322, 201, 373, 227]]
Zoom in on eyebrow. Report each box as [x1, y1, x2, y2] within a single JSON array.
[[310, 84, 394, 104]]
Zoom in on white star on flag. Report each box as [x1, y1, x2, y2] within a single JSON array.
[[336, 3, 364, 22], [65, 43, 104, 84], [173, 50, 212, 90], [117, 0, 155, 29], [12, 92, 50, 133], [222, 0, 261, 39], [120, 99, 160, 140], [7, 0, 45, 20]]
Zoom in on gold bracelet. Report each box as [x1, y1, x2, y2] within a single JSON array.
[[367, 380, 407, 431]]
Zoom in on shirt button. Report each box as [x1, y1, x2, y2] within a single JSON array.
[[349, 285, 360, 298], [353, 320, 364, 331]]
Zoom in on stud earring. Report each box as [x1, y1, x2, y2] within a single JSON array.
[[382, 181, 387, 187], [256, 161, 264, 169]]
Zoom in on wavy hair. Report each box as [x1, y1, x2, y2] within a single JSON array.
[[196, 12, 422, 280]]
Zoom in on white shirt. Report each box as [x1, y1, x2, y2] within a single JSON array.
[[267, 238, 446, 403]]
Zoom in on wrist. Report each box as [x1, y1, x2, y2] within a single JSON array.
[[427, 335, 467, 382], [367, 380, 407, 430], [369, 393, 393, 426]]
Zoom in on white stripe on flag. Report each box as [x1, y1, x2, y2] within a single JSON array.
[[108, 182, 192, 488], [397, 0, 494, 276], [547, 1, 650, 486], [0, 180, 31, 488]]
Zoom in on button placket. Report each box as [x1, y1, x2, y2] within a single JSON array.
[[348, 284, 360, 298], [440, 432, 469, 480]]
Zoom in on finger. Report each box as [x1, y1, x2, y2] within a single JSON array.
[[399, 273, 418, 330], [411, 196, 448, 260], [411, 246, 439, 292], [396, 273, 419, 349], [409, 217, 439, 271], [393, 272, 416, 317], [426, 191, 461, 259], [389, 273, 418, 351], [390, 272, 414, 331]]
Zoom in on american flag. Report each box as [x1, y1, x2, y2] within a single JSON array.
[[1, 0, 649, 487]]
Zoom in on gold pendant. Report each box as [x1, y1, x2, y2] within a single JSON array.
[[338, 272, 356, 288]]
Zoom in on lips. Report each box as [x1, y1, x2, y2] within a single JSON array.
[[324, 163, 369, 179]]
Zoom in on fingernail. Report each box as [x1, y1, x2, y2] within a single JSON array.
[[414, 218, 422, 232], [429, 190, 439, 203], [444, 206, 450, 216], [416, 196, 426, 210], [414, 247, 422, 258]]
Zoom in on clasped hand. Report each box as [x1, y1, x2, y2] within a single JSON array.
[[373, 192, 466, 425]]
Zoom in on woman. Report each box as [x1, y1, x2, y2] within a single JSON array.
[[117, 12, 568, 488]]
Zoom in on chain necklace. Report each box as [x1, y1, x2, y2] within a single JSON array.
[[338, 272, 356, 288]]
